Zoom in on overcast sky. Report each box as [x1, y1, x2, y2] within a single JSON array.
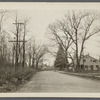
[[1, 3, 100, 65]]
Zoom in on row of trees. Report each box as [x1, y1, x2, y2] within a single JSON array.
[[27, 41, 48, 70], [48, 10, 100, 72], [0, 10, 49, 92], [0, 10, 48, 74]]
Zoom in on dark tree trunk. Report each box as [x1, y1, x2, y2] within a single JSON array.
[[32, 58, 35, 68], [75, 29, 80, 72]]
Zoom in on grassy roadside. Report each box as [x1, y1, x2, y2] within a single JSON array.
[[0, 67, 37, 92], [59, 71, 100, 81]]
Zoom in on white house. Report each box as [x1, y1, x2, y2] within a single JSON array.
[[74, 54, 100, 71]]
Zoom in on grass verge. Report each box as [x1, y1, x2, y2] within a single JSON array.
[[0, 67, 37, 92]]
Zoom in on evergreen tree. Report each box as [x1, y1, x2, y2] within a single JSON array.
[[54, 45, 66, 70]]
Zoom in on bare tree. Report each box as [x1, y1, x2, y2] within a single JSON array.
[[22, 19, 29, 68], [64, 11, 100, 72], [0, 10, 10, 59], [26, 40, 48, 70], [9, 12, 30, 70], [28, 43, 32, 67], [26, 38, 36, 68], [48, 10, 100, 72], [32, 41, 36, 68], [48, 20, 73, 70], [35, 45, 48, 70]]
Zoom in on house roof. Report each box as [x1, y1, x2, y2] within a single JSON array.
[[81, 54, 99, 61]]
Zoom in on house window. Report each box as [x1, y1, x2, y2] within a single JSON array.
[[91, 65, 94, 67], [93, 60, 96, 62], [96, 65, 99, 69], [85, 65, 88, 70], [90, 59, 92, 62], [90, 65, 94, 71], [83, 59, 86, 62], [85, 65, 88, 68]]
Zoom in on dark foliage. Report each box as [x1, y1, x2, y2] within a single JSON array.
[[54, 45, 66, 70]]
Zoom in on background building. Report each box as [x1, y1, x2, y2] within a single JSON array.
[[74, 54, 100, 71]]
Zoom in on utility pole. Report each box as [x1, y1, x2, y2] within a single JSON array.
[[9, 22, 27, 71], [14, 22, 24, 70], [22, 23, 26, 68]]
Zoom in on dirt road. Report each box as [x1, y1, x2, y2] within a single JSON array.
[[17, 71, 100, 92]]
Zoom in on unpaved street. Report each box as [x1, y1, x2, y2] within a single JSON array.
[[17, 71, 100, 92]]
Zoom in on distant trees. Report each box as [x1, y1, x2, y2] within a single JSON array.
[[48, 10, 100, 72], [0, 10, 11, 72], [27, 40, 48, 70], [35, 45, 48, 70]]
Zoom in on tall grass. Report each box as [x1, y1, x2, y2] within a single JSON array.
[[0, 60, 37, 92]]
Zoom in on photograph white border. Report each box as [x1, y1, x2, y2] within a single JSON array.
[[0, 2, 100, 97]]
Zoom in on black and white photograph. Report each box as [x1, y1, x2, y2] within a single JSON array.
[[0, 2, 100, 97]]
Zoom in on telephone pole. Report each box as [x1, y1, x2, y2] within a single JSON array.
[[9, 22, 27, 71], [22, 23, 26, 68]]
